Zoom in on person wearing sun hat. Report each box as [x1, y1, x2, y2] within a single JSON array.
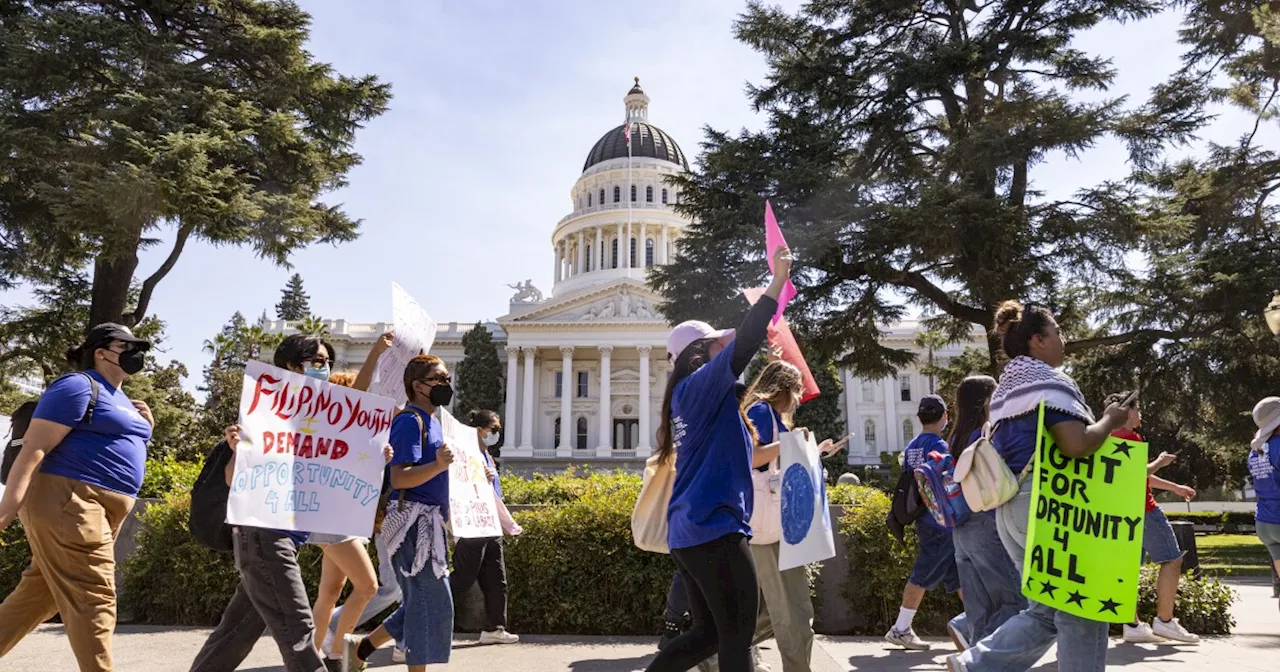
[[1248, 396, 1280, 591], [646, 245, 793, 672]]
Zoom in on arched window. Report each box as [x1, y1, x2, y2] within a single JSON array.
[[611, 238, 619, 268], [864, 419, 877, 454], [646, 186, 653, 202], [630, 184, 637, 202], [661, 188, 668, 204], [630, 238, 637, 267], [902, 418, 915, 443], [554, 417, 561, 448], [576, 417, 589, 450], [613, 186, 620, 203], [599, 188, 605, 205], [645, 239, 655, 267], [588, 192, 592, 207]]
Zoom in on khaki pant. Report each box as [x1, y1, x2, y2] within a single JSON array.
[[0, 472, 135, 671], [751, 542, 815, 672]]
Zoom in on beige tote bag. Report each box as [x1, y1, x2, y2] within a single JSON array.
[[632, 453, 676, 554]]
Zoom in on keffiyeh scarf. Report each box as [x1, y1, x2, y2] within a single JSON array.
[[380, 500, 448, 580], [990, 356, 1095, 425]]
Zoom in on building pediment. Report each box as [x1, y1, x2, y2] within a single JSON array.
[[499, 279, 665, 326]]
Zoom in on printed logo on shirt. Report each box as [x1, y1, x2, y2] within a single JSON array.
[[1250, 451, 1274, 481], [672, 416, 688, 450]]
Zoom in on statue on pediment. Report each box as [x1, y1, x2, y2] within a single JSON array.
[[507, 280, 543, 304]]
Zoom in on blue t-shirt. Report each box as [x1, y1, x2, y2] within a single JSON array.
[[747, 401, 785, 445], [35, 371, 152, 497], [904, 432, 950, 529], [389, 406, 450, 519], [1248, 436, 1280, 525], [992, 409, 1078, 474], [666, 341, 755, 550]]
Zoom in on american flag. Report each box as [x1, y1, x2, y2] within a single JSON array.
[[623, 121, 632, 147]]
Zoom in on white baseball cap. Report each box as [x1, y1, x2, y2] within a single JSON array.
[[1252, 396, 1280, 452], [666, 320, 735, 362]]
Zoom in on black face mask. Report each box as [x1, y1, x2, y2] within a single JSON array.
[[110, 348, 146, 375], [428, 382, 454, 408]]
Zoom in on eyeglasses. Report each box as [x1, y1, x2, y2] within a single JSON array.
[[487, 426, 501, 434], [304, 357, 330, 368]]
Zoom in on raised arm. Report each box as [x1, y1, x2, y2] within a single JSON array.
[[353, 332, 394, 393], [731, 247, 793, 376]]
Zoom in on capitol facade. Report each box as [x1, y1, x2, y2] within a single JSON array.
[[265, 81, 986, 475]]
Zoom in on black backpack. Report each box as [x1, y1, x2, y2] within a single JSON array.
[[885, 464, 927, 542], [189, 440, 234, 553], [1, 372, 100, 485]]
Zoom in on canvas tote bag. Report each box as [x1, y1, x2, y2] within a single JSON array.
[[750, 411, 783, 545], [632, 452, 676, 553]]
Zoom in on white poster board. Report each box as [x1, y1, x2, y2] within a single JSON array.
[[371, 283, 438, 407], [228, 361, 396, 538], [778, 429, 836, 570], [440, 408, 501, 538]]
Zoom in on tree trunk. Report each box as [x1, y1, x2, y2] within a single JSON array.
[[89, 227, 144, 330]]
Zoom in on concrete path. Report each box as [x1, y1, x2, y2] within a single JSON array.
[[5, 580, 1276, 671]]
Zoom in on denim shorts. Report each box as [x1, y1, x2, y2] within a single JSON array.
[[910, 521, 960, 592], [1142, 508, 1183, 564], [1257, 520, 1280, 562]]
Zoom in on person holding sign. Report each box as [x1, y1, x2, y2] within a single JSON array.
[[0, 324, 154, 672], [645, 246, 793, 672], [946, 302, 1131, 672], [1104, 392, 1200, 645], [1248, 397, 1280, 608], [347, 355, 456, 672]]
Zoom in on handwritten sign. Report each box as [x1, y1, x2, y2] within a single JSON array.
[[372, 283, 438, 407], [1022, 402, 1147, 623], [228, 361, 396, 538], [779, 429, 835, 570], [441, 408, 501, 538]]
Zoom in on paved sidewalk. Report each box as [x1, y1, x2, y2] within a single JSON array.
[[5, 580, 1276, 671]]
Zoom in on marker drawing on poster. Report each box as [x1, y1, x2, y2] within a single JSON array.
[[778, 429, 836, 570], [372, 283, 438, 407], [227, 361, 396, 538], [440, 408, 501, 538]]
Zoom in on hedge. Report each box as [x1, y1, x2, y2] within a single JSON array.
[[1126, 564, 1236, 635], [1165, 510, 1258, 533]]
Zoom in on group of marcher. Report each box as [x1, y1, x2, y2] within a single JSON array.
[[0, 249, 1278, 672], [0, 326, 518, 672]]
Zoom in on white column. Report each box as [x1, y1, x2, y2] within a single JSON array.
[[595, 225, 602, 272], [504, 346, 520, 448], [558, 346, 574, 457], [596, 346, 613, 456], [882, 376, 899, 453], [660, 225, 670, 264], [576, 231, 585, 275], [619, 223, 627, 269], [520, 348, 536, 451], [554, 242, 562, 282], [637, 345, 652, 455], [638, 223, 647, 267]]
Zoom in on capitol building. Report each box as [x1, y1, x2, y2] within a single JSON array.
[[266, 81, 985, 474]]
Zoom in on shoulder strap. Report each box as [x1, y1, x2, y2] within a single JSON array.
[[79, 372, 100, 424]]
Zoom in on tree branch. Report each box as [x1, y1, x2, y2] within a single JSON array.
[[1064, 327, 1206, 353], [124, 222, 196, 326], [883, 267, 991, 326]]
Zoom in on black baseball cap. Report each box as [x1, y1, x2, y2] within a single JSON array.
[[85, 323, 151, 351], [918, 394, 947, 416]]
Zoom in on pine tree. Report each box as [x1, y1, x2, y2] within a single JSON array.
[[454, 323, 504, 424], [275, 274, 311, 321]]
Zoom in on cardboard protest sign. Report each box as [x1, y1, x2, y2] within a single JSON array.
[[228, 361, 396, 538], [1023, 402, 1147, 623], [371, 283, 438, 407], [440, 408, 501, 538], [743, 287, 820, 403], [779, 429, 836, 570]]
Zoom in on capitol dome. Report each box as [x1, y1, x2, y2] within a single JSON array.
[[583, 122, 688, 171]]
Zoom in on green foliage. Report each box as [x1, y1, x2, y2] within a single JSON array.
[[275, 273, 311, 321], [836, 487, 962, 635], [296, 315, 331, 338], [0, 521, 29, 598], [454, 323, 505, 440], [498, 467, 641, 506], [0, 380, 36, 416], [1196, 533, 1274, 577], [124, 360, 202, 461], [137, 456, 204, 499], [1125, 565, 1237, 636], [505, 488, 671, 635], [795, 361, 848, 482], [119, 492, 325, 625]]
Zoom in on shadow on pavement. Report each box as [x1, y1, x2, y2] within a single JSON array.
[[845, 649, 940, 671], [569, 653, 655, 672]]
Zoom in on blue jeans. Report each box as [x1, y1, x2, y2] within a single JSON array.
[[959, 484, 1109, 672], [380, 525, 453, 666], [953, 512, 1026, 642]]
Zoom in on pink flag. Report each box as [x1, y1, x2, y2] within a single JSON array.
[[744, 287, 820, 403], [764, 200, 796, 325]]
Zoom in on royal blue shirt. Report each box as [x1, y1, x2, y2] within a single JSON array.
[[747, 401, 786, 446], [904, 432, 950, 530], [389, 405, 450, 519], [1248, 436, 1280, 525], [992, 409, 1078, 474], [666, 341, 755, 550], [35, 371, 152, 497]]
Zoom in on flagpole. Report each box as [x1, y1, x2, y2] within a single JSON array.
[[627, 123, 633, 271]]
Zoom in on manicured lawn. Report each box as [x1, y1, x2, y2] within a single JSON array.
[[1196, 534, 1276, 577]]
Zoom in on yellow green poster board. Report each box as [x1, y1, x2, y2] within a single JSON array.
[[1022, 402, 1148, 623]]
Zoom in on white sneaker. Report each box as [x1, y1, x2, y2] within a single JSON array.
[[1152, 617, 1201, 644], [321, 631, 334, 654], [884, 627, 930, 650], [753, 646, 771, 672], [1122, 621, 1165, 644], [391, 646, 405, 663], [479, 627, 520, 645]]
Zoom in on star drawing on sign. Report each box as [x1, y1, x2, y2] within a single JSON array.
[[1111, 441, 1134, 458], [1097, 598, 1121, 615], [1066, 590, 1087, 607], [357, 451, 371, 462], [299, 416, 319, 435], [1026, 575, 1037, 591], [1038, 580, 1059, 599]]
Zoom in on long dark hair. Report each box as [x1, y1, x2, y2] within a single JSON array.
[[656, 340, 713, 464], [994, 300, 1055, 360], [948, 375, 997, 459]]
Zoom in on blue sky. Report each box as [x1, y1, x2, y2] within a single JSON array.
[[3, 2, 1272, 393]]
